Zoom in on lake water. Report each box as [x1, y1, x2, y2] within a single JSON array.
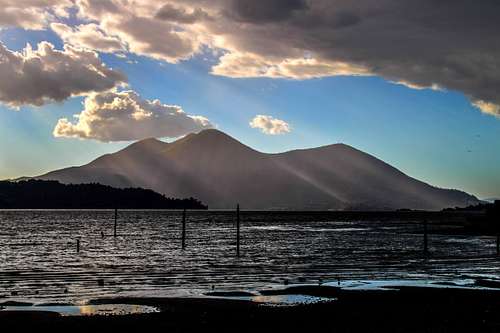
[[0, 210, 498, 304]]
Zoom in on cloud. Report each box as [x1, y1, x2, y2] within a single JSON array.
[[3, 0, 500, 118], [473, 100, 500, 118], [72, 0, 203, 63], [227, 0, 308, 23], [155, 3, 211, 24], [204, 0, 500, 118], [0, 41, 126, 107], [212, 52, 370, 79], [103, 15, 201, 63], [53, 90, 213, 141], [250, 115, 291, 135], [50, 23, 125, 53], [0, 0, 71, 30]]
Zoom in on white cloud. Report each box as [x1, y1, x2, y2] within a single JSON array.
[[102, 15, 202, 63], [250, 115, 291, 135], [212, 52, 371, 79], [53, 90, 213, 142], [70, 0, 204, 63], [50, 23, 125, 53], [0, 41, 126, 107]]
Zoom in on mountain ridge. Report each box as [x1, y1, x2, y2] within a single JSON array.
[[30, 129, 479, 210]]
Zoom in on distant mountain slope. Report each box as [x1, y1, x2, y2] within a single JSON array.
[[34, 129, 479, 210]]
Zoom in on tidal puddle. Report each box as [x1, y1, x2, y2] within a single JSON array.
[[0, 304, 160, 316], [206, 292, 334, 306], [250, 294, 334, 306]]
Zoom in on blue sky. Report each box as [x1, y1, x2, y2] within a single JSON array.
[[1, 24, 499, 200]]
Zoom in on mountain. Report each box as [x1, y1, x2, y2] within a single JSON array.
[[32, 129, 479, 210]]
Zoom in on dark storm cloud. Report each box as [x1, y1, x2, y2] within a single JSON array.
[[227, 0, 309, 23], [155, 3, 211, 24], [207, 0, 500, 115]]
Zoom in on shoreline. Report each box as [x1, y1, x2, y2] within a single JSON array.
[[1, 281, 499, 332]]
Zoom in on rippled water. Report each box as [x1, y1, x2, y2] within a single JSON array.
[[0, 210, 498, 303]]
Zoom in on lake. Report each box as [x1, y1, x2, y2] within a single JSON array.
[[0, 210, 498, 303]]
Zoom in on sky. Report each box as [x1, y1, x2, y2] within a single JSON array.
[[0, 0, 499, 199]]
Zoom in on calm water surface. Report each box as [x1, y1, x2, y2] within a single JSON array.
[[0, 210, 498, 303]]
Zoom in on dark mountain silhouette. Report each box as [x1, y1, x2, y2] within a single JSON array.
[[0, 180, 207, 209], [32, 129, 479, 210]]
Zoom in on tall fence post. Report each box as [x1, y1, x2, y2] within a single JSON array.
[[182, 208, 186, 250], [76, 238, 80, 253], [114, 208, 118, 237], [236, 204, 240, 257], [423, 219, 428, 257]]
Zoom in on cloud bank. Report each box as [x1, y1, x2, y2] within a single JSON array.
[[250, 115, 291, 135], [0, 41, 126, 107], [1, 0, 500, 117], [81, 0, 500, 117], [53, 90, 213, 141]]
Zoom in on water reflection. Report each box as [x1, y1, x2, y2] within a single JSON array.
[[250, 295, 333, 305], [0, 304, 159, 316]]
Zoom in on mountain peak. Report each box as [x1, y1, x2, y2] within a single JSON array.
[[192, 128, 233, 140], [120, 137, 167, 154], [170, 128, 258, 153], [136, 137, 163, 145]]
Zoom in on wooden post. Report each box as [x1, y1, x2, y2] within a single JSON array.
[[236, 204, 240, 257], [423, 220, 428, 257], [496, 233, 499, 256], [76, 239, 80, 253], [114, 208, 118, 237], [182, 208, 186, 250]]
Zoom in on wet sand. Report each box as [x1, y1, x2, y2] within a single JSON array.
[[1, 283, 500, 332]]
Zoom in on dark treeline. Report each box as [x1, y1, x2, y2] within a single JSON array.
[[442, 201, 499, 212], [441, 200, 500, 234], [0, 180, 207, 209]]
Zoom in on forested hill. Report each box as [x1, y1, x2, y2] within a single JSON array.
[[0, 180, 207, 209]]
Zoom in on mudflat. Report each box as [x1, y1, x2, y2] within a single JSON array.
[[1, 284, 499, 332]]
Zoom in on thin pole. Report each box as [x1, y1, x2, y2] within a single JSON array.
[[114, 208, 117, 237], [182, 208, 186, 250], [496, 233, 499, 256], [236, 204, 240, 257], [423, 220, 428, 257], [76, 239, 80, 253]]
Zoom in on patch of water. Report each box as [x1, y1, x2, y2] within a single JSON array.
[[0, 304, 159, 316]]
